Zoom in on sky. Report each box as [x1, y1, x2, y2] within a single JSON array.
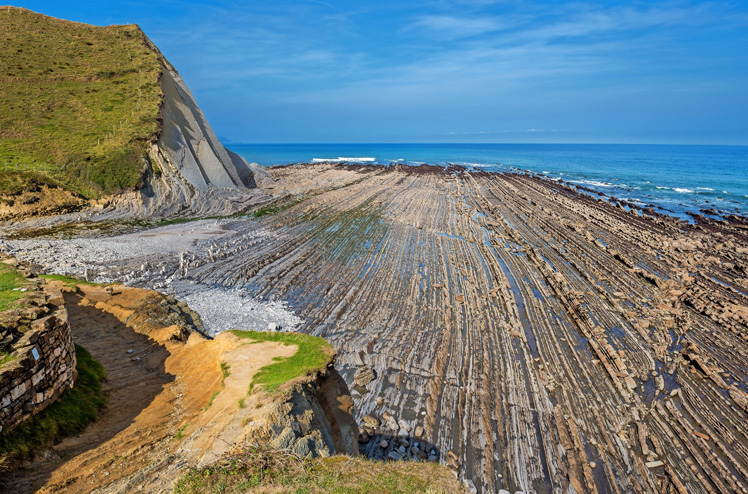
[[14, 1, 748, 144]]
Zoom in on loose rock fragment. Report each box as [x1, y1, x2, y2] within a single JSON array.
[[354, 365, 376, 387]]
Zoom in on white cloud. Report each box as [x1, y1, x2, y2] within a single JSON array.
[[406, 14, 507, 38]]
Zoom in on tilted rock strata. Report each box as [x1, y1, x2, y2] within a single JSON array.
[[171, 164, 748, 493], [97, 53, 274, 219], [6, 163, 748, 493]]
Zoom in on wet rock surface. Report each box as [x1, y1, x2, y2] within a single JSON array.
[[5, 162, 748, 493]]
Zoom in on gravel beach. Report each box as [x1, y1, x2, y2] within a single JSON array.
[[2, 219, 303, 336]]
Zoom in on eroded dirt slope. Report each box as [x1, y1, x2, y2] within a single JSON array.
[[1, 284, 298, 493]]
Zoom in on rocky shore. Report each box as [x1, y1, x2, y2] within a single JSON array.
[[1, 220, 302, 336], [4, 162, 748, 493]]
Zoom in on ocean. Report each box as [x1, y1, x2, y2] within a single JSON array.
[[229, 143, 748, 221]]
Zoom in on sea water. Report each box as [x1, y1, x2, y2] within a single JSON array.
[[230, 143, 748, 221]]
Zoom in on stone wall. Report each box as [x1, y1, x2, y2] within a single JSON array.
[[0, 283, 76, 433]]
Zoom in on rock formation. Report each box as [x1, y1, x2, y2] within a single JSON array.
[[100, 37, 273, 219]]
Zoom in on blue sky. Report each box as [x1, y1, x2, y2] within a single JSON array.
[[17, 1, 748, 144]]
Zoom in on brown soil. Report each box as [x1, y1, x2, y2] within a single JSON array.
[[0, 185, 87, 221], [2, 284, 295, 494]]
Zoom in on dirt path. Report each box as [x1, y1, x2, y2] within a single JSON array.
[[2, 285, 295, 494]]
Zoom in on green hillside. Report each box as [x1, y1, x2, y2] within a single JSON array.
[[0, 6, 163, 199]]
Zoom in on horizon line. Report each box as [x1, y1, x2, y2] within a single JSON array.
[[222, 141, 748, 147]]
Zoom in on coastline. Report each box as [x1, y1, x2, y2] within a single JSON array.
[[4, 162, 748, 493], [231, 143, 748, 222]]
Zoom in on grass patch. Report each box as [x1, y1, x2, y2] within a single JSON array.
[[173, 445, 463, 494], [220, 361, 231, 380], [39, 274, 99, 287], [175, 423, 189, 440], [204, 391, 220, 411], [204, 362, 231, 411], [250, 198, 305, 218], [237, 398, 246, 409], [0, 350, 16, 366], [0, 262, 27, 312], [0, 172, 61, 197], [232, 330, 333, 394], [0, 344, 108, 467], [0, 7, 163, 198]]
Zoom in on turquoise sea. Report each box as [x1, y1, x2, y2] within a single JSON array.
[[229, 143, 748, 221]]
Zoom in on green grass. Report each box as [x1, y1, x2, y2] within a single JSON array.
[[204, 391, 220, 411], [220, 361, 231, 380], [39, 274, 99, 286], [0, 171, 61, 197], [0, 350, 16, 365], [232, 330, 334, 394], [250, 198, 305, 218], [175, 423, 189, 440], [173, 445, 463, 494], [0, 263, 27, 312], [204, 362, 231, 411], [0, 7, 163, 198], [0, 344, 108, 468]]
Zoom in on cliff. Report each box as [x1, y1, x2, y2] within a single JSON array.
[[106, 46, 274, 218], [0, 282, 359, 492], [0, 6, 272, 222]]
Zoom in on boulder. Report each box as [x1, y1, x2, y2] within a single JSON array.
[[464, 480, 478, 494], [362, 414, 380, 428], [354, 365, 376, 387]]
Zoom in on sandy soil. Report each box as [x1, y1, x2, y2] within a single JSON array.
[[2, 284, 295, 494]]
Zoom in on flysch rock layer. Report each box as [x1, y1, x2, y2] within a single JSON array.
[[99, 51, 275, 219], [5, 163, 748, 494], [1, 33, 275, 231]]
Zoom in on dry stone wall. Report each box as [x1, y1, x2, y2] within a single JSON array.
[[0, 283, 76, 433]]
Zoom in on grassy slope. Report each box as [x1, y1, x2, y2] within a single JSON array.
[[0, 262, 28, 364], [174, 446, 464, 494], [0, 344, 108, 468], [0, 262, 26, 312], [39, 273, 100, 287], [0, 6, 162, 199], [232, 330, 335, 394]]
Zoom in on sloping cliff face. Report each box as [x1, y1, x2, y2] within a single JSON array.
[[249, 357, 360, 459], [0, 7, 273, 223], [106, 43, 273, 218]]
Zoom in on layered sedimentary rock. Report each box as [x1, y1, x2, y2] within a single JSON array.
[[173, 164, 748, 494], [106, 46, 273, 218], [7, 163, 748, 493]]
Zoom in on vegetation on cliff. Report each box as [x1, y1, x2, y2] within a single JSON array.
[[39, 273, 100, 287], [0, 344, 107, 467], [232, 330, 335, 393], [0, 6, 162, 199], [0, 262, 26, 313], [233, 330, 335, 394], [174, 445, 464, 494]]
